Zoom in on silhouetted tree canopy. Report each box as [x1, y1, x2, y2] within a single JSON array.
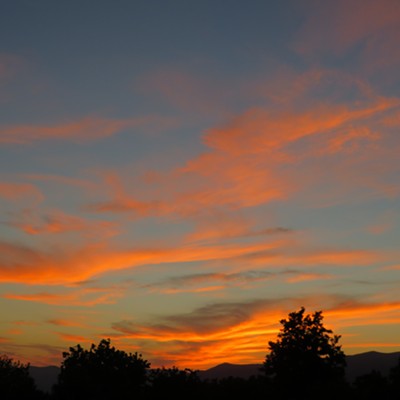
[[353, 370, 389, 400], [389, 357, 400, 398], [0, 354, 41, 400], [53, 338, 150, 400], [263, 307, 346, 399], [147, 366, 202, 399]]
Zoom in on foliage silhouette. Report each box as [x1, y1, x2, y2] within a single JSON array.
[[53, 338, 150, 400], [353, 370, 389, 400], [0, 354, 43, 400], [147, 366, 203, 399], [389, 357, 400, 398], [202, 375, 271, 400], [263, 307, 347, 399]]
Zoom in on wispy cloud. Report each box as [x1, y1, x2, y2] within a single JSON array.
[[3, 284, 127, 307], [0, 239, 285, 285], [4, 208, 118, 237], [55, 333, 92, 343], [46, 319, 86, 327], [0, 182, 43, 203], [143, 270, 276, 294], [87, 87, 399, 221], [0, 236, 384, 286], [0, 115, 177, 144], [143, 269, 333, 294], [184, 214, 293, 244]]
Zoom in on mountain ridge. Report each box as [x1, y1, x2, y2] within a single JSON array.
[[30, 351, 400, 393]]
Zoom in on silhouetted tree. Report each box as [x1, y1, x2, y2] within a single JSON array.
[[263, 307, 347, 399], [0, 354, 43, 400], [353, 370, 389, 400], [202, 375, 270, 400], [53, 338, 150, 400], [147, 366, 202, 399], [389, 357, 400, 399]]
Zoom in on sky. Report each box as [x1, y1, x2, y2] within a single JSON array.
[[0, 0, 400, 369]]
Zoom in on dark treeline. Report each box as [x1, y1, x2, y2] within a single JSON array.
[[1, 308, 400, 399]]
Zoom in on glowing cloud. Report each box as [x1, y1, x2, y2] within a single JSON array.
[[0, 115, 177, 144]]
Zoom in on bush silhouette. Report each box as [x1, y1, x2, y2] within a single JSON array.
[[263, 307, 347, 399], [147, 366, 202, 399], [353, 370, 389, 400], [0, 354, 42, 400], [53, 338, 150, 400], [389, 357, 400, 398]]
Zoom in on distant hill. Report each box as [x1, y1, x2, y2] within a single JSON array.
[[198, 351, 400, 382], [198, 362, 262, 380], [346, 351, 400, 382], [29, 351, 400, 392]]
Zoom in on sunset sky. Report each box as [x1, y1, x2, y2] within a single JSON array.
[[1, 0, 400, 369]]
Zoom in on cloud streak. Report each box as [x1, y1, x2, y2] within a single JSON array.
[[4, 209, 118, 237], [143, 269, 333, 294], [0, 115, 177, 144], [3, 284, 127, 307], [0, 182, 43, 203], [87, 87, 400, 221], [0, 239, 284, 285], [0, 236, 383, 286]]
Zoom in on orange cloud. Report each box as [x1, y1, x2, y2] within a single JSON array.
[[185, 216, 292, 244], [0, 182, 43, 202], [55, 333, 92, 343], [47, 319, 85, 327], [159, 285, 226, 295], [0, 239, 285, 285], [144, 269, 335, 294], [3, 285, 126, 306], [326, 300, 400, 324], [231, 248, 382, 270], [0, 222, 386, 287], [202, 98, 397, 156], [7, 329, 23, 335], [88, 90, 399, 219], [7, 209, 118, 237], [0, 115, 177, 144], [285, 272, 333, 284], [1, 229, 383, 286], [87, 172, 158, 215], [144, 270, 276, 294]]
